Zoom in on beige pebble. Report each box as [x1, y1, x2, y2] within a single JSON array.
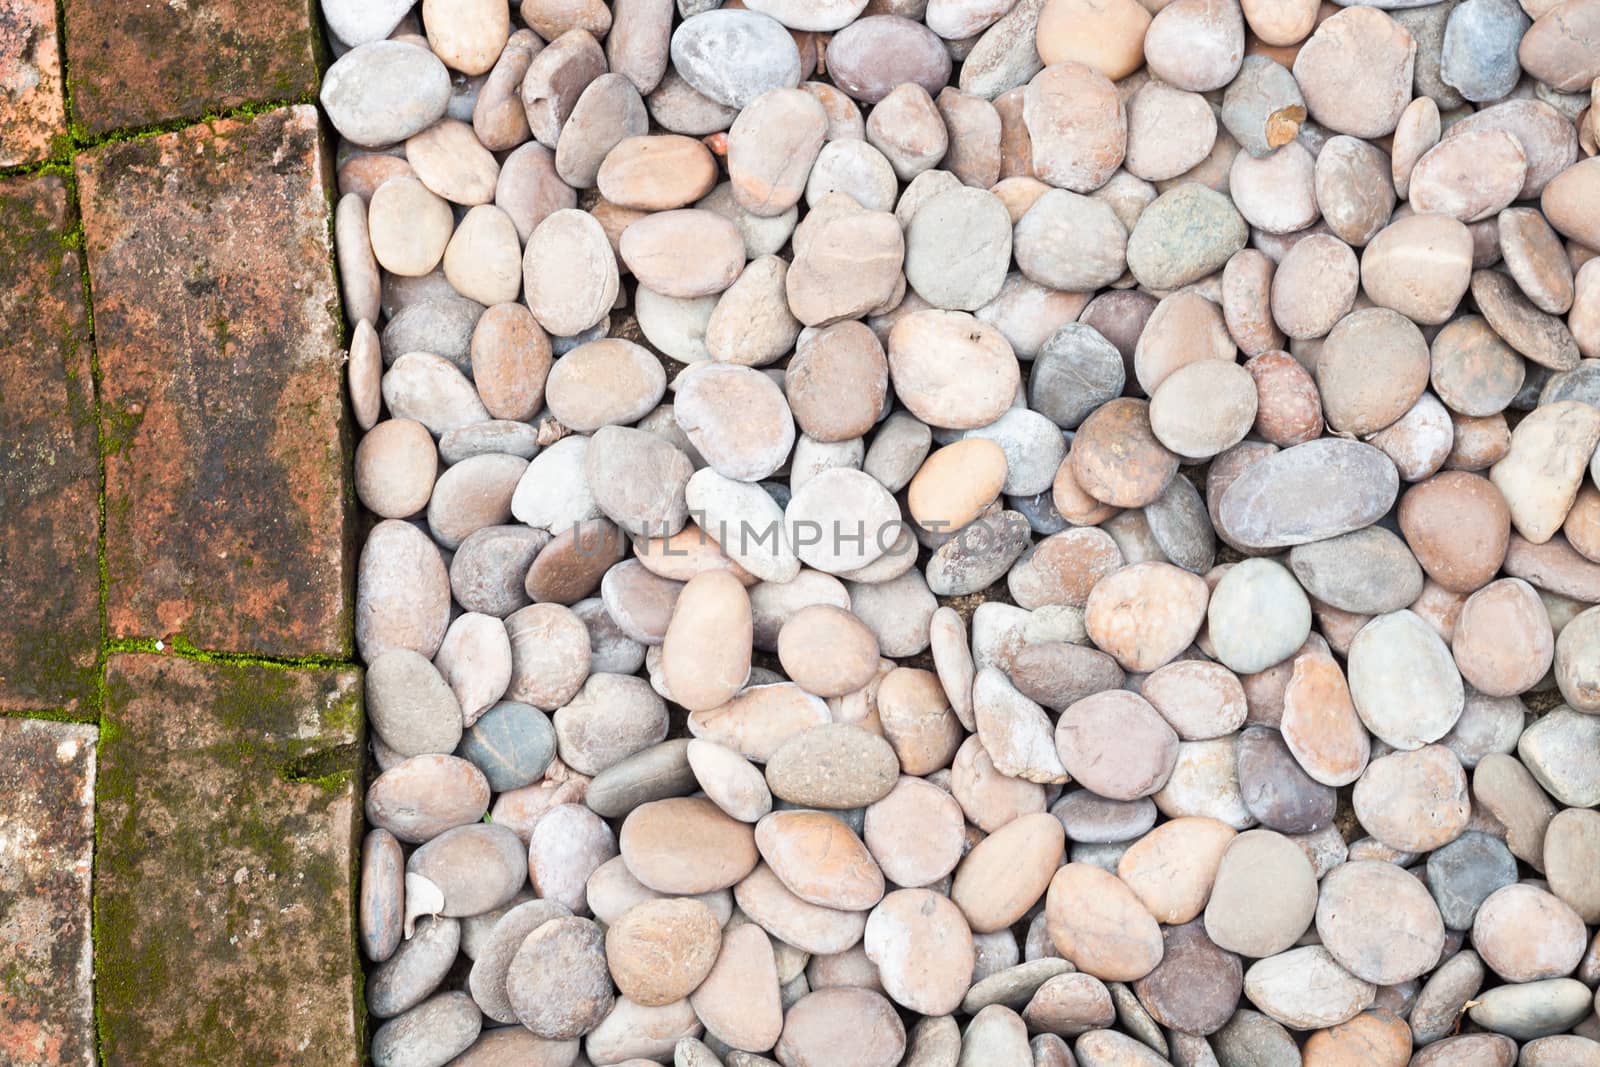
[[1045, 863, 1164, 982]]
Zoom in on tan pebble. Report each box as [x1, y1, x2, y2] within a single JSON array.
[[951, 734, 1047, 833], [1272, 234, 1357, 340], [523, 209, 619, 337], [1541, 157, 1600, 252], [1519, 0, 1600, 92], [689, 922, 784, 1052], [424, 0, 510, 75], [876, 667, 965, 774], [785, 320, 889, 441], [1229, 140, 1319, 234], [756, 809, 885, 910], [1314, 135, 1397, 248], [908, 438, 1009, 532], [1141, 660, 1247, 740], [1472, 882, 1587, 981], [1222, 249, 1287, 356], [662, 571, 752, 713], [1055, 688, 1180, 799], [1084, 561, 1209, 672], [1280, 650, 1370, 787], [864, 776, 966, 887], [1124, 81, 1218, 182], [1070, 398, 1179, 508], [597, 134, 719, 210], [1392, 96, 1441, 200], [776, 988, 906, 1067], [728, 87, 829, 217], [1144, 0, 1247, 92], [619, 796, 759, 893], [887, 310, 1020, 429], [686, 739, 772, 822], [1241, 0, 1317, 44], [369, 175, 453, 277], [687, 682, 830, 761], [1022, 62, 1127, 193], [1351, 745, 1471, 853], [471, 303, 551, 422], [1204, 829, 1319, 957], [619, 208, 746, 298], [1134, 289, 1235, 394], [1302, 1010, 1412, 1067], [1244, 351, 1323, 446], [865, 889, 976, 1015], [1292, 8, 1417, 138], [605, 898, 722, 1005], [1045, 863, 1164, 981], [1408, 131, 1527, 223], [1316, 308, 1430, 436], [735, 863, 869, 955], [1116, 816, 1236, 924], [951, 812, 1066, 933], [1035, 0, 1151, 79]]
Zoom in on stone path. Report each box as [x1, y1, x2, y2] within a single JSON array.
[[0, 2, 359, 1064]]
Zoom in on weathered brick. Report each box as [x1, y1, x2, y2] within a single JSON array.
[[0, 174, 99, 714], [97, 653, 364, 1067], [0, 0, 67, 165], [61, 0, 319, 137], [79, 106, 353, 659], [0, 718, 96, 1067]]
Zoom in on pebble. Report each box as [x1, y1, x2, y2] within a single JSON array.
[[1045, 863, 1163, 982], [1473, 882, 1588, 982], [1347, 610, 1465, 751], [1317, 860, 1446, 985], [334, 2, 1600, 1057]]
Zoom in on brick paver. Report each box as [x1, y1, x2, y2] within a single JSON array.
[[0, 0, 67, 165], [0, 718, 97, 1067], [79, 105, 353, 660], [0, 174, 100, 715], [97, 653, 363, 1066], [61, 0, 320, 137]]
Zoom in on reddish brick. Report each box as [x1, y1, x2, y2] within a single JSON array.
[[61, 0, 319, 137], [0, 174, 99, 714], [97, 653, 363, 1067], [0, 718, 96, 1067], [0, 0, 67, 165], [79, 106, 353, 659]]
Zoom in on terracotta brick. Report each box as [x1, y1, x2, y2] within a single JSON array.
[[0, 174, 99, 714], [0, 718, 96, 1067], [61, 0, 319, 137], [97, 653, 364, 1067], [79, 106, 353, 659], [0, 0, 67, 165]]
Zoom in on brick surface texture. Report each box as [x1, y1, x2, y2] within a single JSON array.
[[0, 174, 100, 714], [0, 0, 67, 165], [97, 653, 363, 1066], [0, 718, 98, 1067], [61, 0, 320, 136], [79, 105, 353, 660]]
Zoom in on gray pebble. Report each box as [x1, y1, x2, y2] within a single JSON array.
[[1209, 1010, 1300, 1067], [449, 525, 546, 618], [1031, 324, 1126, 430], [905, 186, 1013, 311], [383, 296, 485, 375], [1440, 0, 1529, 104], [1518, 706, 1600, 807], [1235, 726, 1336, 834], [1126, 184, 1249, 292], [368, 915, 462, 1019], [1467, 978, 1592, 1041], [1411, 948, 1485, 1045], [670, 10, 803, 109], [1287, 526, 1426, 615], [367, 649, 464, 757], [371, 991, 482, 1067], [322, 41, 453, 148], [1426, 831, 1518, 930], [456, 700, 558, 792], [438, 421, 542, 465], [1144, 475, 1217, 575], [585, 738, 699, 818]]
